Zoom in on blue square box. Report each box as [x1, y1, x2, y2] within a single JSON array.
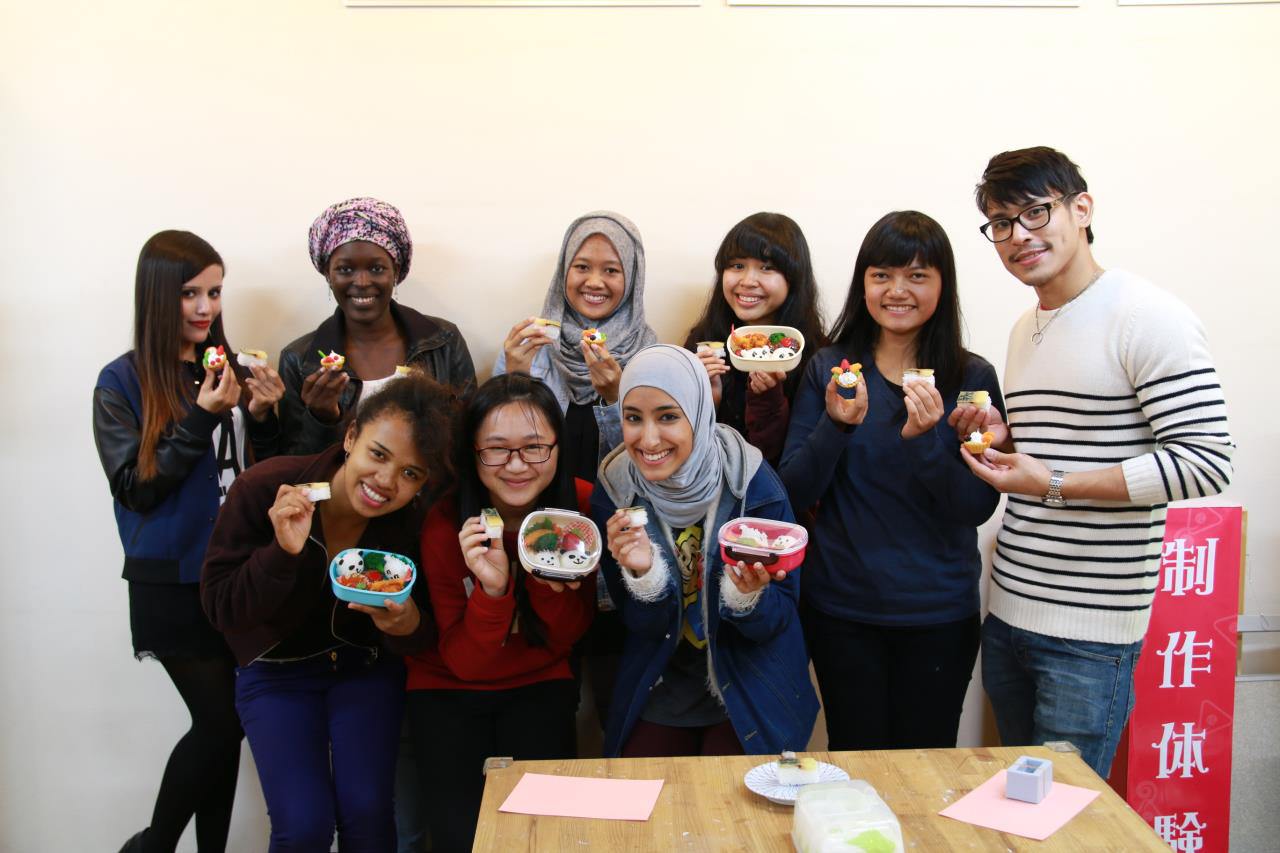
[[1005, 756, 1053, 804]]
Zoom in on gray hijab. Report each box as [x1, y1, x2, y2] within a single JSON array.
[[599, 345, 762, 528], [539, 211, 658, 405]]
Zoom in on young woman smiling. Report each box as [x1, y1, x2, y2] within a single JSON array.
[[405, 373, 594, 852], [201, 375, 453, 853], [95, 230, 283, 853], [684, 212, 827, 465], [279, 196, 475, 456], [592, 345, 817, 758], [780, 211, 1003, 751]]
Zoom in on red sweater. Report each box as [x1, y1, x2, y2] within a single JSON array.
[[405, 480, 596, 691]]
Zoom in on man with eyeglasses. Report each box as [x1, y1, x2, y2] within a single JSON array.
[[948, 146, 1234, 778]]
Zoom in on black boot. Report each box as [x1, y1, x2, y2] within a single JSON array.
[[117, 829, 147, 853]]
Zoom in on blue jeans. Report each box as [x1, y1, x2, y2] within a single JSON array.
[[235, 648, 405, 853], [981, 614, 1143, 779]]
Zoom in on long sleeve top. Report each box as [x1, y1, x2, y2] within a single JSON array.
[[991, 270, 1234, 645], [780, 346, 1004, 626], [405, 483, 596, 691]]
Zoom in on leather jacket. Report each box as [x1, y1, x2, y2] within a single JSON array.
[[278, 302, 476, 456]]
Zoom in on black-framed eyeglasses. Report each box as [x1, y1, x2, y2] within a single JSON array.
[[475, 443, 557, 466], [979, 194, 1077, 243]]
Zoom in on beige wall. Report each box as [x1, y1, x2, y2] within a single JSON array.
[[2, 0, 1276, 849]]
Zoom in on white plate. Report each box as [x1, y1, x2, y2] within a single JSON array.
[[744, 760, 850, 805]]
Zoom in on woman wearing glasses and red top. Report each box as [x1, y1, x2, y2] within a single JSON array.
[[405, 373, 594, 852]]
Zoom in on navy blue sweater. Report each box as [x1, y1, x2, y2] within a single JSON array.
[[780, 346, 1003, 626]]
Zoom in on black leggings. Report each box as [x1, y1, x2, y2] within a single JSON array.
[[142, 656, 243, 853]]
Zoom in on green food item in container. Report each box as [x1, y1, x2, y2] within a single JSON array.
[[848, 829, 894, 852]]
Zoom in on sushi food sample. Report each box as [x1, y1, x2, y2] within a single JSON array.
[[717, 517, 809, 573], [727, 325, 806, 373], [830, 359, 863, 389], [202, 345, 228, 371], [236, 349, 269, 369], [318, 349, 346, 371], [956, 390, 991, 410], [330, 548, 417, 607], [516, 510, 602, 582], [298, 482, 331, 502], [582, 328, 607, 345], [962, 431, 995, 455], [622, 506, 648, 530], [480, 507, 504, 540], [696, 340, 727, 359], [533, 318, 562, 341], [901, 368, 935, 386], [776, 751, 821, 786]]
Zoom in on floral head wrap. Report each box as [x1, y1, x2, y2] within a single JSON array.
[[308, 197, 413, 283]]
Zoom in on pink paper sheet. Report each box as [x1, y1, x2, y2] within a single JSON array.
[[938, 769, 1101, 840], [498, 773, 665, 821]]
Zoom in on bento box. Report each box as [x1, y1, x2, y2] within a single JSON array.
[[330, 548, 416, 607], [516, 510, 603, 582], [727, 326, 806, 373], [717, 517, 808, 573]]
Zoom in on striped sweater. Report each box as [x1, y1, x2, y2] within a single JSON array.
[[992, 269, 1234, 644]]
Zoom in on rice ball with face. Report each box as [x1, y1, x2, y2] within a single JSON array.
[[335, 551, 365, 577], [380, 555, 411, 580]]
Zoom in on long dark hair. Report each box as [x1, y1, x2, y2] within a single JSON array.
[[829, 211, 969, 393], [451, 373, 577, 647], [684, 212, 828, 402], [133, 230, 236, 479]]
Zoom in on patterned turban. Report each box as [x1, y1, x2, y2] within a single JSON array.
[[308, 197, 413, 282]]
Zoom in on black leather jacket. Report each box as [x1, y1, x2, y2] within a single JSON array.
[[278, 302, 476, 456]]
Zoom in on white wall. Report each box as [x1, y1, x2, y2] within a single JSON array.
[[2, 0, 1276, 850]]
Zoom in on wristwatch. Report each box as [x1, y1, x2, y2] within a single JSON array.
[[1042, 470, 1067, 508]]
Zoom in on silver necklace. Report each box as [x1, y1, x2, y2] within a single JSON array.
[[1032, 268, 1105, 345]]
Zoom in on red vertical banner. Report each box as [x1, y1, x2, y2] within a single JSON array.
[[1123, 506, 1242, 853]]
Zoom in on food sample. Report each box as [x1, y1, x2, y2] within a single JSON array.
[[771, 534, 801, 550], [793, 781, 905, 853], [962, 431, 995, 455], [318, 350, 346, 371], [299, 482, 331, 502], [956, 390, 991, 410], [902, 368, 935, 386], [582, 328, 607, 345], [776, 751, 821, 786], [202, 345, 227, 371], [830, 359, 863, 389], [395, 364, 413, 376], [333, 549, 413, 593], [696, 341, 727, 359], [533, 318, 562, 340], [480, 508, 504, 540], [730, 330, 799, 362], [727, 523, 770, 548], [236, 349, 268, 369], [623, 506, 649, 529], [517, 511, 602, 580]]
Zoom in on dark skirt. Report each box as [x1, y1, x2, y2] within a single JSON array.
[[129, 581, 233, 662]]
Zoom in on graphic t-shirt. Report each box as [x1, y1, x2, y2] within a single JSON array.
[[640, 523, 726, 728]]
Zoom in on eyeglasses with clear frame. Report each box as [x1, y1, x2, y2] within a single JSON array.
[[979, 194, 1078, 243], [475, 443, 557, 466]]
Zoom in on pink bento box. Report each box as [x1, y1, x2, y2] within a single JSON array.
[[716, 517, 809, 573]]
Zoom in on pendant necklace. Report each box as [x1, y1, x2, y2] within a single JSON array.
[[1032, 268, 1105, 345]]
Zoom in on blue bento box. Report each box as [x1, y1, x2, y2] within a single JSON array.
[[329, 548, 417, 607]]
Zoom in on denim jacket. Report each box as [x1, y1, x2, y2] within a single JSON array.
[[590, 463, 818, 756]]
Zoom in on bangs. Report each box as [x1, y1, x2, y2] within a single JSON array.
[[861, 214, 951, 273], [713, 213, 805, 283]]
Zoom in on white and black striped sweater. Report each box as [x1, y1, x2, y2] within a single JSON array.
[[992, 270, 1234, 645]]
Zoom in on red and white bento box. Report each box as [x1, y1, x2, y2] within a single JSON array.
[[716, 517, 809, 573]]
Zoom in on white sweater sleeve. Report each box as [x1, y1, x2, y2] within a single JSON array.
[[1120, 292, 1234, 503]]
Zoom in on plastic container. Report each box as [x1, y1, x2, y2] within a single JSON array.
[[792, 780, 904, 853], [727, 325, 806, 373], [717, 517, 808, 573], [516, 510, 603, 582], [330, 548, 416, 607]]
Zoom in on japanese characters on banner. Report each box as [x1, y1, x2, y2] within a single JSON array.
[[1123, 506, 1242, 853]]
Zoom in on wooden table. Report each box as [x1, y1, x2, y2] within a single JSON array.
[[473, 746, 1166, 851]]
